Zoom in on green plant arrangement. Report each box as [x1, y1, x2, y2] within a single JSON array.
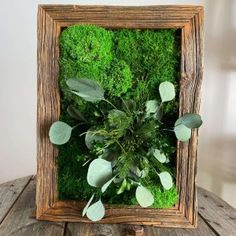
[[48, 25, 202, 222], [49, 79, 202, 221]]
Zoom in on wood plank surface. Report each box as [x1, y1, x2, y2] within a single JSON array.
[[198, 187, 236, 236], [65, 217, 216, 236], [0, 176, 32, 224], [1, 177, 236, 235], [0, 177, 65, 236]]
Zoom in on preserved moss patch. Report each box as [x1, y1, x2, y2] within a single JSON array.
[[57, 25, 181, 208]]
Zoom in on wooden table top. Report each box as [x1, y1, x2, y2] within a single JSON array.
[[0, 176, 235, 236]]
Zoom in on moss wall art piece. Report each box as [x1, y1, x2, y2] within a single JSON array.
[[48, 25, 202, 221]]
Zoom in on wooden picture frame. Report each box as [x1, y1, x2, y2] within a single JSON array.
[[36, 5, 204, 228]]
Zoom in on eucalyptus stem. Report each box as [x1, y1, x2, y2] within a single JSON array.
[[151, 157, 175, 177], [72, 122, 86, 129], [161, 128, 174, 132]]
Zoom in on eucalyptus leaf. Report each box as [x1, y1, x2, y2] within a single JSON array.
[[87, 159, 112, 187], [130, 165, 142, 178], [135, 186, 154, 207], [66, 78, 105, 102], [145, 100, 158, 116], [82, 193, 95, 216], [174, 124, 191, 142], [86, 200, 105, 222], [67, 105, 86, 121], [175, 113, 202, 128], [153, 149, 166, 163], [101, 176, 116, 193], [140, 168, 149, 178], [85, 130, 105, 150], [158, 171, 173, 190], [49, 121, 72, 145], [159, 81, 175, 102]]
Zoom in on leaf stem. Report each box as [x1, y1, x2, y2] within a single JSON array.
[[161, 128, 174, 132], [72, 122, 87, 129], [104, 99, 118, 110], [121, 97, 132, 114], [150, 156, 175, 177]]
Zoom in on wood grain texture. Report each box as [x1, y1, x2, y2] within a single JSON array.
[[37, 5, 204, 228], [65, 217, 215, 236], [198, 187, 236, 236], [0, 177, 65, 236], [3, 177, 235, 235], [0, 176, 32, 224]]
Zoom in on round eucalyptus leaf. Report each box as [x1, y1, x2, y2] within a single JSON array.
[[82, 193, 95, 216], [145, 100, 158, 116], [66, 78, 105, 102], [174, 124, 191, 142], [158, 171, 173, 190], [153, 149, 166, 163], [49, 121, 72, 145], [175, 113, 203, 128], [86, 200, 105, 222], [159, 81, 175, 102], [85, 130, 105, 150], [101, 176, 116, 193], [135, 186, 154, 207], [87, 159, 112, 187]]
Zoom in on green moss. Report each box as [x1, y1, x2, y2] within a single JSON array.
[[60, 24, 113, 80], [115, 29, 180, 105], [57, 24, 181, 208], [105, 59, 133, 97], [59, 25, 113, 110]]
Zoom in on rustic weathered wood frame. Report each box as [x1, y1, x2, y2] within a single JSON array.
[[36, 5, 204, 228]]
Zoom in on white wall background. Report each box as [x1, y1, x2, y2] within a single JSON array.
[[0, 0, 236, 207]]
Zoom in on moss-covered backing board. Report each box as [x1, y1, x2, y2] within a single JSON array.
[[36, 5, 204, 228], [57, 25, 180, 209]]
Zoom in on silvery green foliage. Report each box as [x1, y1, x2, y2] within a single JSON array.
[[153, 149, 166, 163], [174, 124, 191, 142], [158, 171, 173, 190], [159, 81, 175, 102], [48, 78, 203, 221], [174, 113, 202, 141], [101, 176, 117, 193], [175, 113, 202, 128], [86, 200, 105, 221], [49, 121, 72, 145], [66, 78, 105, 102], [82, 193, 95, 216], [135, 186, 154, 207], [87, 159, 112, 187]]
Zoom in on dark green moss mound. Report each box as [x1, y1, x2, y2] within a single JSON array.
[[57, 25, 180, 208]]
